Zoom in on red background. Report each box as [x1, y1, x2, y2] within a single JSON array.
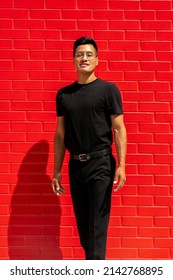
[[0, 0, 173, 260]]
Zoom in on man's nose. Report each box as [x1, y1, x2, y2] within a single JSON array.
[[82, 53, 88, 60]]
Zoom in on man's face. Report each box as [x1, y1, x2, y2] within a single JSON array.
[[73, 44, 98, 74]]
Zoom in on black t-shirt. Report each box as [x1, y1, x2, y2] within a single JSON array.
[[56, 78, 123, 154]]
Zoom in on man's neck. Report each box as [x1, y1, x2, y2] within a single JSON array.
[[77, 73, 97, 84]]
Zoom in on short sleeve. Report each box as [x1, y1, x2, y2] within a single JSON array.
[[56, 90, 64, 116], [106, 83, 123, 115]]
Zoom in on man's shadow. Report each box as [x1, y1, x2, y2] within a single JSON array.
[[8, 140, 63, 259]]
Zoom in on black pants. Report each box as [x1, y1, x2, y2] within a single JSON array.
[[68, 154, 116, 260]]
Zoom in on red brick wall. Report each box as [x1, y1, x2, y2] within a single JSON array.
[[0, 0, 173, 260]]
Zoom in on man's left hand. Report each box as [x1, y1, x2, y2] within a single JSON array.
[[113, 166, 126, 192]]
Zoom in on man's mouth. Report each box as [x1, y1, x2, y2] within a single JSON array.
[[79, 63, 89, 67]]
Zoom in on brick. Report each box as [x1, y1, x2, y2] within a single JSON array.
[[138, 143, 169, 154], [0, 112, 26, 121], [139, 164, 169, 175], [155, 134, 173, 144], [138, 206, 169, 216], [0, 9, 28, 19], [77, 20, 108, 30], [116, 81, 138, 91], [126, 31, 156, 40], [139, 102, 170, 112], [155, 218, 173, 227], [139, 227, 169, 237], [30, 10, 61, 19], [141, 20, 171, 30], [138, 186, 169, 196], [0, 71, 27, 80], [125, 10, 155, 20], [62, 10, 92, 19], [122, 238, 153, 248], [155, 93, 173, 102], [94, 30, 124, 40], [0, 164, 10, 173], [111, 206, 137, 216], [122, 217, 153, 227], [0, 90, 26, 100], [122, 196, 153, 206], [0, 81, 11, 90], [13, 60, 43, 70], [46, 0, 76, 8], [125, 51, 155, 61], [154, 239, 173, 248], [139, 82, 169, 91], [0, 19, 12, 28], [14, 19, 44, 29], [0, 132, 25, 142], [110, 40, 139, 50], [29, 71, 60, 80], [124, 92, 154, 102], [157, 51, 173, 61], [155, 113, 173, 123], [110, 1, 139, 9], [93, 10, 123, 20], [155, 196, 173, 206], [0, 122, 10, 132], [125, 123, 138, 133], [46, 20, 76, 29], [0, 143, 10, 152], [155, 155, 173, 164], [12, 81, 42, 90], [27, 91, 55, 101], [157, 11, 173, 20], [110, 20, 140, 30], [30, 51, 60, 60], [139, 249, 170, 259], [107, 238, 121, 248], [126, 113, 154, 123], [30, 30, 60, 40], [141, 62, 171, 71], [45, 60, 74, 70], [109, 217, 121, 226], [123, 102, 138, 112], [141, 1, 171, 10], [109, 62, 139, 71], [0, 40, 12, 49], [0, 248, 8, 257], [141, 41, 171, 51], [26, 112, 55, 121], [14, 0, 44, 8], [0, 101, 10, 111], [0, 50, 28, 59], [78, 0, 107, 9], [0, 0, 12, 7], [139, 123, 170, 133], [109, 227, 137, 237], [127, 133, 153, 143], [156, 72, 173, 81], [11, 101, 42, 111], [0, 30, 28, 39], [107, 248, 138, 259]]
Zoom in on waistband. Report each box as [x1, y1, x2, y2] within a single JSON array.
[[70, 148, 112, 162]]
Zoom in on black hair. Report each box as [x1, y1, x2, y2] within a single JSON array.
[[73, 36, 98, 56]]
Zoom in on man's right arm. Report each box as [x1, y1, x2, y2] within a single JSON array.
[[52, 116, 66, 195]]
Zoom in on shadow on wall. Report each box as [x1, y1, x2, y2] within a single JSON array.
[[8, 140, 63, 259]]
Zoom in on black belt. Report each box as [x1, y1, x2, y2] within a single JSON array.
[[70, 148, 112, 162]]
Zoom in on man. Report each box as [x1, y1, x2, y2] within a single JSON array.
[[52, 36, 127, 260]]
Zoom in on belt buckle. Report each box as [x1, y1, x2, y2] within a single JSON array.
[[79, 154, 90, 162]]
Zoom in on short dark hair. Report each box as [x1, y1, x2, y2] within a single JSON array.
[[73, 36, 98, 56]]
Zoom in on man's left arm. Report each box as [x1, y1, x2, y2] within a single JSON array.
[[111, 114, 127, 192]]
